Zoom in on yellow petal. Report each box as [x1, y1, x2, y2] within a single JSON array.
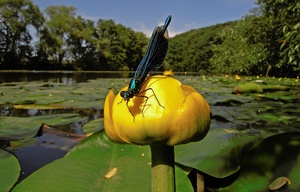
[[104, 167, 117, 179], [169, 91, 210, 145], [104, 90, 127, 143], [268, 177, 291, 190]]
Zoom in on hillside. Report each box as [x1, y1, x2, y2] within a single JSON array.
[[165, 21, 237, 73]]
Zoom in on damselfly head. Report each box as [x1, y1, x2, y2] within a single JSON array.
[[120, 90, 134, 100]]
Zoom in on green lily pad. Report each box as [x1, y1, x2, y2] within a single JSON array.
[[33, 113, 87, 127], [0, 116, 41, 140], [0, 149, 21, 192], [258, 113, 299, 124], [82, 118, 104, 135], [257, 92, 296, 103], [261, 84, 290, 92], [13, 104, 68, 109], [13, 131, 193, 192], [62, 100, 103, 109], [219, 132, 300, 191], [232, 82, 263, 94], [24, 94, 65, 104], [0, 114, 87, 140], [175, 129, 268, 178]]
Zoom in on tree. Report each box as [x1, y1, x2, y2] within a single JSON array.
[[279, 2, 300, 72], [254, 0, 300, 76], [0, 0, 44, 69], [166, 22, 234, 73], [40, 5, 86, 68], [210, 15, 267, 75], [95, 19, 147, 71]]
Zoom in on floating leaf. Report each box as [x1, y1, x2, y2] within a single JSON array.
[[0, 149, 20, 191], [26, 94, 65, 104], [175, 129, 266, 178], [232, 82, 263, 94], [261, 85, 290, 92], [220, 132, 300, 192], [0, 116, 41, 140], [82, 118, 104, 135], [13, 104, 68, 110], [13, 131, 193, 192], [0, 114, 86, 140], [257, 92, 296, 103], [258, 113, 299, 124]]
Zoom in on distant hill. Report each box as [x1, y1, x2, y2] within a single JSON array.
[[165, 21, 237, 73]]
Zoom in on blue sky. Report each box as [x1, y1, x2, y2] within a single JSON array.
[[32, 0, 257, 37]]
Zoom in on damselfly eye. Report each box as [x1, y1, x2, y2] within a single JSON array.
[[120, 91, 125, 97]]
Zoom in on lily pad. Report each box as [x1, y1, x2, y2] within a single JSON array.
[[175, 129, 267, 178], [0, 114, 87, 140], [13, 131, 193, 192], [0, 149, 20, 192], [24, 94, 65, 104], [256, 92, 296, 103], [219, 132, 300, 192], [13, 104, 68, 110], [82, 118, 104, 135], [232, 82, 263, 94], [258, 113, 299, 124]]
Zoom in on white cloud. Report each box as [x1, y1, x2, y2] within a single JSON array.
[[134, 21, 183, 38]]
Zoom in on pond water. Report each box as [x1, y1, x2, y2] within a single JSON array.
[[1, 71, 300, 188]]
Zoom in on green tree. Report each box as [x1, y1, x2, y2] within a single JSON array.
[[95, 19, 147, 71], [40, 5, 86, 68], [166, 22, 234, 73], [210, 16, 268, 75], [0, 0, 44, 69], [68, 18, 98, 70], [253, 0, 300, 76], [279, 2, 300, 72]]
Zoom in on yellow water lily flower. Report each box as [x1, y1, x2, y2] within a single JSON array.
[[104, 75, 210, 146]]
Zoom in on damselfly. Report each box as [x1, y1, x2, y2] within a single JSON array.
[[120, 15, 172, 118]]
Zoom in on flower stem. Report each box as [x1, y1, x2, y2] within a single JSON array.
[[150, 144, 175, 192]]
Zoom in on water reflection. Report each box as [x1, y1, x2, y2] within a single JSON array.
[[0, 71, 135, 84], [61, 77, 76, 85], [0, 71, 198, 84]]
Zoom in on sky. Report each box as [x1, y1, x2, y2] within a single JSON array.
[[32, 0, 257, 37]]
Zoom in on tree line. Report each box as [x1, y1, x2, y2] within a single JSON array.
[[0, 0, 148, 70], [167, 0, 300, 77], [1, 0, 299, 77]]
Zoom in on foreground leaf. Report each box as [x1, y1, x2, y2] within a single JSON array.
[[0, 149, 20, 191], [13, 131, 193, 192], [220, 132, 300, 192], [175, 129, 265, 178]]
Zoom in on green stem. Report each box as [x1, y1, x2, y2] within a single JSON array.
[[150, 144, 175, 192]]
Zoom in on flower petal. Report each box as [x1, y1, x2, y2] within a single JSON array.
[[104, 90, 127, 143], [169, 91, 210, 145]]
